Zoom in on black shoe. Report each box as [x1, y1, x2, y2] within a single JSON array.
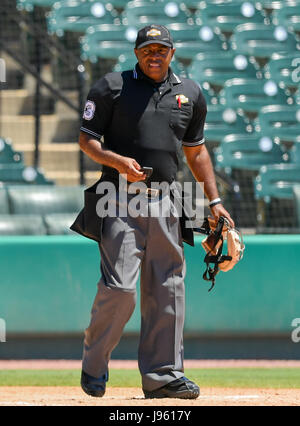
[[80, 370, 107, 397], [143, 376, 200, 399]]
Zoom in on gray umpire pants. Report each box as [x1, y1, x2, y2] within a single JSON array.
[[82, 192, 186, 391]]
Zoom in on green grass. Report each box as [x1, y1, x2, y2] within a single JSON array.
[[0, 368, 300, 388]]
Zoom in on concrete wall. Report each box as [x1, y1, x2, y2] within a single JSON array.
[[0, 234, 299, 336]]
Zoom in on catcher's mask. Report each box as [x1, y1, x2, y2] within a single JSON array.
[[195, 216, 245, 291]]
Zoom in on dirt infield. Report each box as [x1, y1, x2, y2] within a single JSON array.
[[0, 386, 299, 406], [0, 360, 299, 406], [1, 359, 300, 369]]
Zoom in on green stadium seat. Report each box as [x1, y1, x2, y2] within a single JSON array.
[[204, 105, 248, 147], [113, 54, 137, 72], [188, 51, 257, 93], [47, 0, 117, 36], [257, 105, 300, 143], [220, 78, 288, 119], [105, 0, 129, 8], [0, 165, 53, 185], [177, 1, 202, 11], [294, 88, 300, 105], [169, 59, 188, 78], [194, 83, 217, 105], [81, 24, 137, 62], [194, 1, 264, 38], [265, 53, 300, 93], [166, 23, 224, 60], [255, 163, 300, 200], [44, 212, 78, 235], [0, 188, 9, 214], [215, 133, 285, 172], [289, 135, 300, 163], [231, 23, 298, 67], [17, 0, 57, 11], [272, 1, 300, 36], [0, 138, 23, 164], [123, 1, 192, 27], [7, 185, 84, 215], [293, 183, 300, 227], [256, 0, 285, 13], [0, 214, 47, 236]]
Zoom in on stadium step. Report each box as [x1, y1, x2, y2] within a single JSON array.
[[1, 89, 55, 115], [1, 115, 79, 143], [14, 143, 80, 172], [12, 142, 101, 186], [45, 170, 101, 186]]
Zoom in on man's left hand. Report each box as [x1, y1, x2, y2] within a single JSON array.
[[210, 204, 235, 228]]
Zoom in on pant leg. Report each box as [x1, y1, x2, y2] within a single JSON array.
[[82, 214, 146, 378], [138, 196, 186, 391]]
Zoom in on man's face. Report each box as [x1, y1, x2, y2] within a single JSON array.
[[134, 43, 176, 82]]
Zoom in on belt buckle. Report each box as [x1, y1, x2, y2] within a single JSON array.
[[146, 188, 159, 198]]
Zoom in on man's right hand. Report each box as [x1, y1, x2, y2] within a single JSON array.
[[78, 133, 146, 182], [115, 156, 146, 182]]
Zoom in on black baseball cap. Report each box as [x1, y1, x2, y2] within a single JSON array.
[[135, 25, 173, 49]]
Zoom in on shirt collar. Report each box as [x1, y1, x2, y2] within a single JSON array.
[[133, 63, 181, 86]]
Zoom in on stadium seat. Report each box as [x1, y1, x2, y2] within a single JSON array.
[[214, 130, 284, 227], [44, 212, 78, 235], [0, 214, 47, 236], [289, 135, 300, 163], [7, 185, 84, 215], [113, 54, 138, 72], [255, 163, 300, 200], [215, 133, 285, 172], [253, 130, 300, 227], [17, 0, 56, 11], [105, 0, 131, 9], [272, 1, 300, 36], [257, 105, 300, 143], [231, 23, 298, 67], [177, 1, 202, 11], [220, 78, 288, 119], [166, 23, 224, 60], [188, 51, 257, 93], [0, 188, 9, 214], [265, 53, 300, 94], [194, 1, 264, 38], [169, 59, 188, 78], [0, 165, 53, 185], [256, 0, 285, 14], [294, 88, 300, 105], [204, 105, 248, 147], [123, 1, 192, 27], [293, 183, 300, 227], [0, 138, 23, 164], [81, 24, 137, 62], [47, 0, 117, 36]]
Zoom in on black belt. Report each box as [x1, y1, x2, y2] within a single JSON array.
[[124, 183, 162, 198], [101, 173, 166, 198]]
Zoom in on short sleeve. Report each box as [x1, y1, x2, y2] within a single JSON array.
[[80, 76, 115, 140], [182, 85, 207, 147]]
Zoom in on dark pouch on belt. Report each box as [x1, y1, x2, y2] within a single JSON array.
[[170, 186, 194, 247], [70, 178, 103, 243]]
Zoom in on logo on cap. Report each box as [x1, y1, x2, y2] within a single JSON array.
[[146, 29, 161, 37]]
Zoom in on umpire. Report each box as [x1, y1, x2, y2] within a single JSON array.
[[73, 24, 234, 399]]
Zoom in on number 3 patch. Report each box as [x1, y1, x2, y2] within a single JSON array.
[[83, 100, 96, 121]]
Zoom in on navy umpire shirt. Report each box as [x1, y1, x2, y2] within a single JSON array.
[[80, 64, 207, 184]]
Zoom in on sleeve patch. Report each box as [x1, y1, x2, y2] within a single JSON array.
[[83, 100, 96, 121]]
